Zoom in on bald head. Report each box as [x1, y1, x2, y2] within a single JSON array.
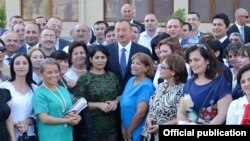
[[121, 4, 135, 21], [235, 8, 249, 25]]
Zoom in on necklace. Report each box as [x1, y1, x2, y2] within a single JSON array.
[[43, 83, 67, 115], [72, 66, 86, 73]]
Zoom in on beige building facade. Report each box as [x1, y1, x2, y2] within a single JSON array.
[[4, 0, 242, 38]]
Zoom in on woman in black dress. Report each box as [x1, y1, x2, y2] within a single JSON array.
[[0, 88, 15, 141]]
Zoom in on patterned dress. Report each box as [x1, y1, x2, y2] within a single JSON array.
[[147, 81, 184, 141], [75, 71, 120, 141]]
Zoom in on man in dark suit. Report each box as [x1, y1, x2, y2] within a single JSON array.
[[17, 23, 40, 54], [47, 17, 70, 51], [121, 4, 145, 33], [228, 8, 250, 44], [106, 19, 151, 90], [106, 19, 150, 141], [212, 13, 230, 55]]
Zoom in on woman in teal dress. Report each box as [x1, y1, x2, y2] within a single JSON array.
[[32, 58, 81, 141], [75, 45, 120, 141]]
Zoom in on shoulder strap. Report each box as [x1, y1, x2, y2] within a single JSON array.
[[196, 78, 220, 122]]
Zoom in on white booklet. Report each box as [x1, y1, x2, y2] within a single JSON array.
[[65, 97, 88, 115]]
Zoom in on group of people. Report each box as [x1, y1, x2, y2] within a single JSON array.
[[1, 3, 250, 141]]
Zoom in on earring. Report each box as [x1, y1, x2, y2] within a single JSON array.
[[207, 64, 210, 70]]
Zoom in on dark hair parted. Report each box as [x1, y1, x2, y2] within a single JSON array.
[[237, 64, 250, 89], [238, 45, 250, 57], [151, 32, 170, 61], [205, 39, 224, 63], [199, 32, 215, 44], [212, 13, 230, 28], [68, 41, 88, 65], [50, 50, 69, 60], [131, 53, 154, 77], [163, 54, 187, 83], [185, 45, 219, 79], [9, 53, 36, 90], [86, 45, 109, 71], [225, 41, 244, 58]]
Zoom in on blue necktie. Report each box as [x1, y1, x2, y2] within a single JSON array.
[[240, 27, 245, 42], [6, 57, 12, 64], [120, 48, 126, 78]]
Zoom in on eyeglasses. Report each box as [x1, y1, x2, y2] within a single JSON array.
[[241, 15, 249, 19]]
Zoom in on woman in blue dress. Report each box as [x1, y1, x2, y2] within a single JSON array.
[[120, 53, 155, 141], [177, 44, 232, 124]]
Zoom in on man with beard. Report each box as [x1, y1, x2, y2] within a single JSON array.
[[40, 28, 57, 57]]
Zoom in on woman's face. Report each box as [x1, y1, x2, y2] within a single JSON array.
[[131, 57, 148, 76], [239, 51, 250, 68], [13, 56, 29, 77], [0, 42, 6, 61], [71, 46, 86, 66], [57, 59, 69, 75], [41, 64, 60, 86], [159, 60, 173, 80], [188, 49, 209, 76], [227, 51, 240, 68], [30, 50, 45, 69], [240, 70, 250, 96], [159, 44, 172, 61], [90, 51, 107, 71]]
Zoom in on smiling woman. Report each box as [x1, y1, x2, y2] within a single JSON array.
[[177, 45, 232, 125]]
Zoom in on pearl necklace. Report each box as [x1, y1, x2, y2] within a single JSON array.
[[43, 83, 67, 115]]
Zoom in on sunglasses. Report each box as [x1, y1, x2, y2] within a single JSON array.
[[241, 15, 249, 19], [187, 43, 208, 50]]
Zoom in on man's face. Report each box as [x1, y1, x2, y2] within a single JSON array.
[[121, 4, 134, 21], [187, 14, 200, 31], [94, 23, 107, 41], [10, 18, 23, 29], [212, 18, 228, 39], [115, 21, 132, 46], [144, 14, 158, 33], [166, 19, 182, 38], [47, 18, 62, 38], [40, 29, 57, 49], [35, 18, 47, 30], [182, 24, 191, 40]]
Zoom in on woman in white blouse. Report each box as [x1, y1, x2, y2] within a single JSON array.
[[0, 53, 37, 139], [227, 64, 250, 124]]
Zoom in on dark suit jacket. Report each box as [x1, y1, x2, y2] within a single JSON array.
[[106, 42, 151, 91], [16, 44, 42, 54], [221, 37, 230, 58], [16, 45, 28, 54], [58, 38, 70, 51], [227, 24, 250, 44], [133, 20, 145, 33]]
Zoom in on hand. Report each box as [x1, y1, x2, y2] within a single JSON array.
[[66, 79, 76, 88], [65, 113, 81, 125], [147, 124, 159, 133], [98, 102, 110, 113], [15, 121, 28, 133], [105, 100, 118, 112], [146, 117, 154, 127]]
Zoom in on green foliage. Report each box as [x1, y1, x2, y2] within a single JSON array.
[[165, 8, 187, 23], [0, 8, 7, 28]]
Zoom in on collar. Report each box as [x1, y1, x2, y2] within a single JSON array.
[[235, 22, 244, 29], [219, 35, 228, 43], [118, 41, 132, 53], [238, 95, 250, 107]]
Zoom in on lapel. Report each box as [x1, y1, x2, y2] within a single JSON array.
[[113, 43, 120, 67]]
